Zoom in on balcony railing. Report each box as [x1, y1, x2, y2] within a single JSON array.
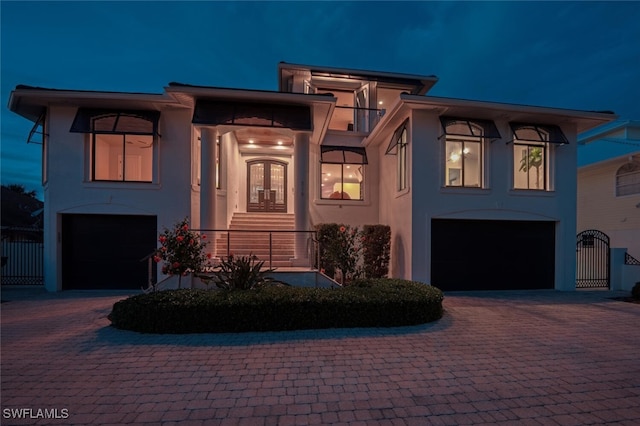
[[329, 106, 385, 133]]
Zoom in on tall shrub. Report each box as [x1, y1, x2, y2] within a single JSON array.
[[316, 223, 361, 284], [361, 225, 391, 278], [154, 217, 210, 289]]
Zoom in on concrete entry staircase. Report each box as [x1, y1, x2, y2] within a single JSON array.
[[215, 213, 295, 268]]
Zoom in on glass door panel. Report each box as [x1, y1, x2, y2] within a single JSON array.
[[247, 160, 287, 212]]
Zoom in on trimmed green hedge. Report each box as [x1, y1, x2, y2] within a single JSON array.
[[108, 278, 444, 333]]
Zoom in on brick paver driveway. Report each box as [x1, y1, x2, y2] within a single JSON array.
[[1, 288, 639, 425]]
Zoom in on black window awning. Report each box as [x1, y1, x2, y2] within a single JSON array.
[[70, 108, 160, 134], [385, 118, 409, 155], [193, 100, 311, 130], [440, 116, 501, 140], [509, 122, 568, 144], [321, 145, 368, 164], [27, 110, 47, 145]]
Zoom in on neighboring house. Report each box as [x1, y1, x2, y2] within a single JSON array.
[[577, 120, 640, 259], [8, 62, 615, 292]]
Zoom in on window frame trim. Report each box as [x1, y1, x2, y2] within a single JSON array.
[[320, 145, 368, 164], [439, 116, 501, 141], [513, 141, 549, 191], [508, 122, 568, 145], [615, 161, 640, 197], [70, 108, 160, 135], [91, 133, 155, 183]]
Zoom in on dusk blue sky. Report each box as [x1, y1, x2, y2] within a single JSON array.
[[2, 1, 640, 199]]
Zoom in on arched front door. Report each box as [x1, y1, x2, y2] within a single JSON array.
[[247, 160, 287, 212]]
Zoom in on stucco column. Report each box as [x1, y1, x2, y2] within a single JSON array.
[[200, 127, 218, 234], [293, 132, 310, 265]]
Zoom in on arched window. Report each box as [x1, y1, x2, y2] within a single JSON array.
[[616, 161, 640, 196], [71, 108, 160, 183], [440, 118, 498, 188]]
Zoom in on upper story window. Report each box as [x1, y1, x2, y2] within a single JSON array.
[[440, 117, 500, 188], [616, 161, 640, 196], [510, 123, 567, 191], [70, 109, 160, 183], [386, 119, 409, 191], [320, 146, 367, 200]]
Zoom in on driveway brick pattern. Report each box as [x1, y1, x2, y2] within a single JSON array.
[[1, 289, 639, 425]]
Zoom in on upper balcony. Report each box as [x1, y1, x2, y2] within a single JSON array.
[[329, 105, 385, 133]]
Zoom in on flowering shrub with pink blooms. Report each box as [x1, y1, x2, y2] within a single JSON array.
[[154, 218, 210, 288], [316, 223, 391, 284], [315, 223, 362, 284]]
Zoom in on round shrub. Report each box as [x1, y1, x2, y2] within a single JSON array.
[[108, 278, 444, 333]]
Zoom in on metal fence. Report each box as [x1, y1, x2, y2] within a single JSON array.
[[1, 227, 44, 285]]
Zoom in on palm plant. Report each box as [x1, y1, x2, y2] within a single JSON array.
[[519, 147, 544, 189]]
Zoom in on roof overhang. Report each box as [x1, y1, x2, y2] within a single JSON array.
[[166, 84, 336, 145], [366, 94, 617, 147], [578, 119, 640, 145], [8, 85, 174, 123], [278, 62, 439, 95]]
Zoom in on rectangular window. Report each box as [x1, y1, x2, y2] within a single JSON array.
[[510, 122, 566, 191], [93, 134, 153, 182], [321, 163, 364, 200], [440, 117, 497, 189], [445, 139, 482, 187], [397, 133, 408, 191], [71, 109, 159, 184], [386, 119, 409, 192], [513, 143, 547, 190], [320, 146, 367, 200]]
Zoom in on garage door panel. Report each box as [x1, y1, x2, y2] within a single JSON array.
[[62, 214, 157, 290], [431, 219, 555, 291]]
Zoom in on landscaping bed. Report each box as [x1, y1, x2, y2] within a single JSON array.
[[108, 278, 444, 333]]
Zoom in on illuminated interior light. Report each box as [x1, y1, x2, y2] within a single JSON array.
[[463, 147, 470, 154], [450, 153, 460, 162], [248, 139, 254, 144], [277, 140, 283, 145]]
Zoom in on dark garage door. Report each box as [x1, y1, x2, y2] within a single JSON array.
[[431, 219, 555, 291], [62, 214, 157, 290]]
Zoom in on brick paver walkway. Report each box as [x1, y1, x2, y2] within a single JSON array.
[[1, 288, 639, 425]]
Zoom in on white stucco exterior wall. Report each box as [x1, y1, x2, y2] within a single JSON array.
[[377, 109, 579, 289], [43, 106, 193, 291], [578, 156, 640, 258]]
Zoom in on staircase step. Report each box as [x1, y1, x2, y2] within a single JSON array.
[[212, 212, 305, 269]]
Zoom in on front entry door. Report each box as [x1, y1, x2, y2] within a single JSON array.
[[247, 160, 287, 212]]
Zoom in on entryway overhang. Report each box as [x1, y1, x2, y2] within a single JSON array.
[[166, 83, 335, 146]]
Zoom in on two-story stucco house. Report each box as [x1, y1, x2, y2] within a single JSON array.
[[8, 62, 615, 292], [578, 120, 640, 259]]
